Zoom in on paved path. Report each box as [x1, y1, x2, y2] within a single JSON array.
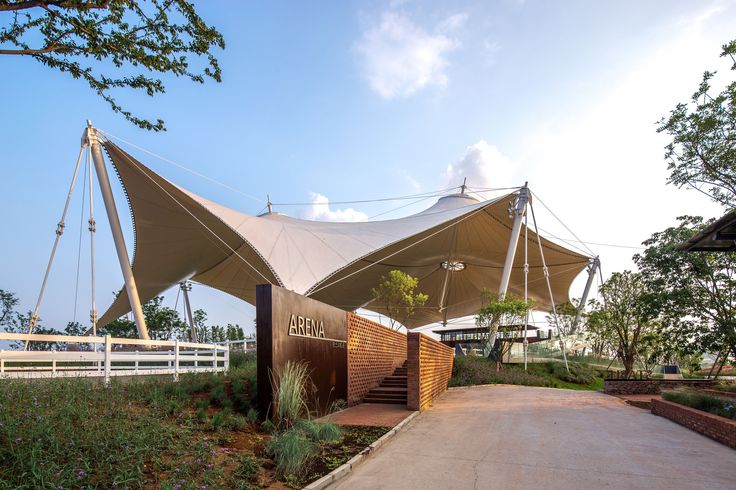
[[325, 403, 412, 427], [333, 385, 736, 490]]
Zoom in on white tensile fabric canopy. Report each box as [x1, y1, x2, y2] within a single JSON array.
[[98, 141, 591, 329]]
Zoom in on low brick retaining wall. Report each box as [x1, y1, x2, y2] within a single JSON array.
[[346, 313, 407, 407], [651, 399, 736, 449], [702, 389, 736, 400], [604, 378, 716, 395], [407, 333, 453, 411]]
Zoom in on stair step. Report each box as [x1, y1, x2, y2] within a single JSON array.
[[364, 394, 407, 401], [369, 386, 407, 394], [363, 398, 406, 405], [365, 393, 406, 400]]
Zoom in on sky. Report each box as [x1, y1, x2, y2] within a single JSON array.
[[1, 0, 734, 336]]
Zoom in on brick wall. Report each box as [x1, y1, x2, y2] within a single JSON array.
[[407, 332, 454, 411], [651, 399, 736, 449], [604, 378, 715, 395], [346, 313, 407, 406]]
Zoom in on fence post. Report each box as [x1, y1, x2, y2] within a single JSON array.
[[104, 334, 111, 386], [212, 343, 217, 372], [194, 351, 198, 369], [224, 343, 230, 372], [174, 339, 180, 381], [1, 350, 4, 375], [135, 351, 139, 372], [52, 359, 56, 376]]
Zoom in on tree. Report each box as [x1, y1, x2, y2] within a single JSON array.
[[587, 271, 656, 378], [141, 296, 187, 340], [657, 39, 736, 207], [0, 289, 19, 327], [475, 292, 531, 370], [634, 216, 736, 372], [0, 1, 225, 131], [585, 309, 615, 358], [371, 270, 429, 330], [547, 300, 584, 337]]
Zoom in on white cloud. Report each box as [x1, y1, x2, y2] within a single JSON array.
[[444, 140, 517, 190], [301, 192, 368, 222], [438, 13, 468, 32], [355, 11, 460, 99], [511, 6, 731, 294]]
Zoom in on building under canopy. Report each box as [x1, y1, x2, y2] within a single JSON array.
[[97, 138, 592, 329]]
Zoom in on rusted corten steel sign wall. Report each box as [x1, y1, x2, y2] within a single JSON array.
[[257, 285, 453, 416], [346, 312, 407, 406], [256, 285, 348, 416], [407, 332, 454, 411]]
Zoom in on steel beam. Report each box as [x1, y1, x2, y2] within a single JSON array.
[[85, 121, 149, 340]]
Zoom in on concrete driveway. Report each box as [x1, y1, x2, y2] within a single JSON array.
[[332, 385, 736, 490]]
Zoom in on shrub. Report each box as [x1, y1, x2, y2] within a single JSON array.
[[210, 383, 232, 409], [327, 398, 347, 414], [260, 419, 275, 434], [267, 429, 316, 477], [229, 350, 256, 370], [662, 390, 736, 420], [715, 382, 736, 393], [294, 419, 343, 443], [550, 362, 596, 384], [450, 356, 549, 387], [245, 408, 259, 425], [233, 453, 260, 489]]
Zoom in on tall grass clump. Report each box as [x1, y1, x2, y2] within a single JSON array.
[[270, 360, 312, 429], [662, 390, 736, 420], [266, 360, 343, 479]]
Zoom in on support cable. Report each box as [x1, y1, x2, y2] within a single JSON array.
[[530, 190, 596, 257], [72, 154, 89, 324], [25, 145, 86, 350], [99, 130, 265, 204], [523, 208, 529, 371], [111, 145, 273, 284], [529, 197, 570, 372]]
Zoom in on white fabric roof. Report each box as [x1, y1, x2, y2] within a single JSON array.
[[99, 141, 591, 328]]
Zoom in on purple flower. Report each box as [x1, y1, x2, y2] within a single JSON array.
[[174, 485, 181, 489], [15, 437, 21, 443]]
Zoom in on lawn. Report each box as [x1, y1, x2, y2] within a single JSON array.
[[449, 356, 605, 391], [0, 352, 386, 489]]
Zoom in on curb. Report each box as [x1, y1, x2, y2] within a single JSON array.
[[304, 410, 420, 489]]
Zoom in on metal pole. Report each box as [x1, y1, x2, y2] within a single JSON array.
[[491, 184, 528, 350], [24, 146, 86, 349], [571, 256, 599, 335], [523, 209, 529, 371], [180, 281, 196, 342], [174, 339, 180, 381], [498, 184, 528, 297], [87, 145, 98, 339], [84, 121, 149, 340], [104, 334, 111, 385]]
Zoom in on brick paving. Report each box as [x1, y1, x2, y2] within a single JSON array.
[[323, 403, 413, 427]]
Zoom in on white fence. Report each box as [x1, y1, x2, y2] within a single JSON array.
[[0, 333, 229, 384], [221, 339, 256, 352]]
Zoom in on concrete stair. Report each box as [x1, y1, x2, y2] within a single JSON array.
[[363, 362, 408, 405]]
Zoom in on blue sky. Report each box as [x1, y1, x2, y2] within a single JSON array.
[[1, 0, 734, 334]]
